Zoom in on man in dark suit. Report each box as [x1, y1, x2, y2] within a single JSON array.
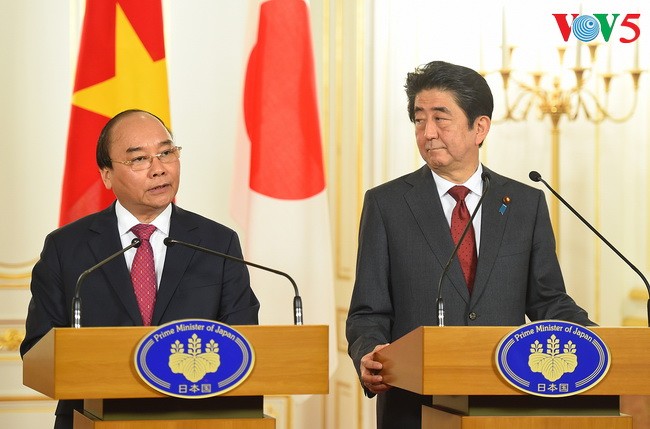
[[20, 109, 260, 429], [346, 61, 593, 428]]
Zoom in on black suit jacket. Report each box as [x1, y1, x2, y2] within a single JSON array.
[[346, 165, 593, 428], [21, 203, 259, 425]]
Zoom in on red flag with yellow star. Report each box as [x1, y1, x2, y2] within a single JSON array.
[[59, 0, 170, 225]]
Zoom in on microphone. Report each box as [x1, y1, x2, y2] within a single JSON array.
[[163, 237, 303, 325], [530, 170, 650, 327], [72, 238, 141, 328], [436, 172, 491, 326]]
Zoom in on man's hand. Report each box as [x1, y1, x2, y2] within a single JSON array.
[[360, 343, 391, 394]]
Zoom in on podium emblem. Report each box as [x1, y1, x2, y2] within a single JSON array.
[[134, 319, 255, 398], [495, 321, 610, 397]]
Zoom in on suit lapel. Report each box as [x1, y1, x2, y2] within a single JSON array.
[[404, 166, 470, 302], [152, 205, 199, 324], [471, 167, 509, 305], [87, 204, 143, 325]]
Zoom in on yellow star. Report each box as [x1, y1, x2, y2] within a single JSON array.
[[72, 4, 170, 126]]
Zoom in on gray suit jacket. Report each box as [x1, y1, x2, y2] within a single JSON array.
[[346, 165, 592, 428]]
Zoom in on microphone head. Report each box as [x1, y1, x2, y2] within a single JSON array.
[[131, 238, 142, 248], [481, 171, 491, 182], [163, 237, 175, 247], [529, 171, 542, 182]]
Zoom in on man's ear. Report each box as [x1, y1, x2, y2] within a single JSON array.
[[100, 167, 113, 190], [474, 115, 491, 146]]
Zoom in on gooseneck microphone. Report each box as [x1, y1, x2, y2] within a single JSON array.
[[436, 172, 491, 326], [529, 170, 650, 327], [164, 237, 303, 325], [72, 238, 141, 328]]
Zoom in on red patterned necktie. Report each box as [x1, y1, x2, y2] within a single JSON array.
[[448, 186, 478, 293], [130, 224, 157, 325]]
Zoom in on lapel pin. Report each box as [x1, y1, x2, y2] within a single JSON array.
[[499, 196, 511, 215]]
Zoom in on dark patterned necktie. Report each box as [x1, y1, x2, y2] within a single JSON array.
[[130, 224, 157, 325], [448, 186, 477, 293]]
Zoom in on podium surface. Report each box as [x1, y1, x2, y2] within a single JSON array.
[[23, 325, 328, 428], [375, 326, 649, 429]]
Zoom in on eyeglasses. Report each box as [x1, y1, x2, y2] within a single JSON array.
[[111, 146, 182, 171]]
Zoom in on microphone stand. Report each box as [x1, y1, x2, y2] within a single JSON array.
[[72, 238, 141, 328], [164, 238, 303, 325], [437, 172, 491, 326], [530, 170, 650, 327]]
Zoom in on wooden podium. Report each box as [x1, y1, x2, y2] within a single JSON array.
[[23, 325, 328, 428], [375, 326, 650, 429]]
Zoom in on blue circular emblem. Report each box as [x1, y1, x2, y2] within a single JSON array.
[[134, 319, 255, 398], [572, 15, 600, 42], [495, 321, 610, 397]]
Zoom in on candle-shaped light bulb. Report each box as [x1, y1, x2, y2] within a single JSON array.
[[502, 7, 508, 68], [607, 44, 612, 74]]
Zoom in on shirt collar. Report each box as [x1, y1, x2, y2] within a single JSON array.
[[431, 164, 484, 198], [116, 201, 172, 237]]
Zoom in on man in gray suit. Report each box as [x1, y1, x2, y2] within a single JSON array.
[[21, 109, 260, 429], [346, 61, 593, 428]]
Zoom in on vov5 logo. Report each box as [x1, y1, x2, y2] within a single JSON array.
[[553, 13, 641, 43]]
